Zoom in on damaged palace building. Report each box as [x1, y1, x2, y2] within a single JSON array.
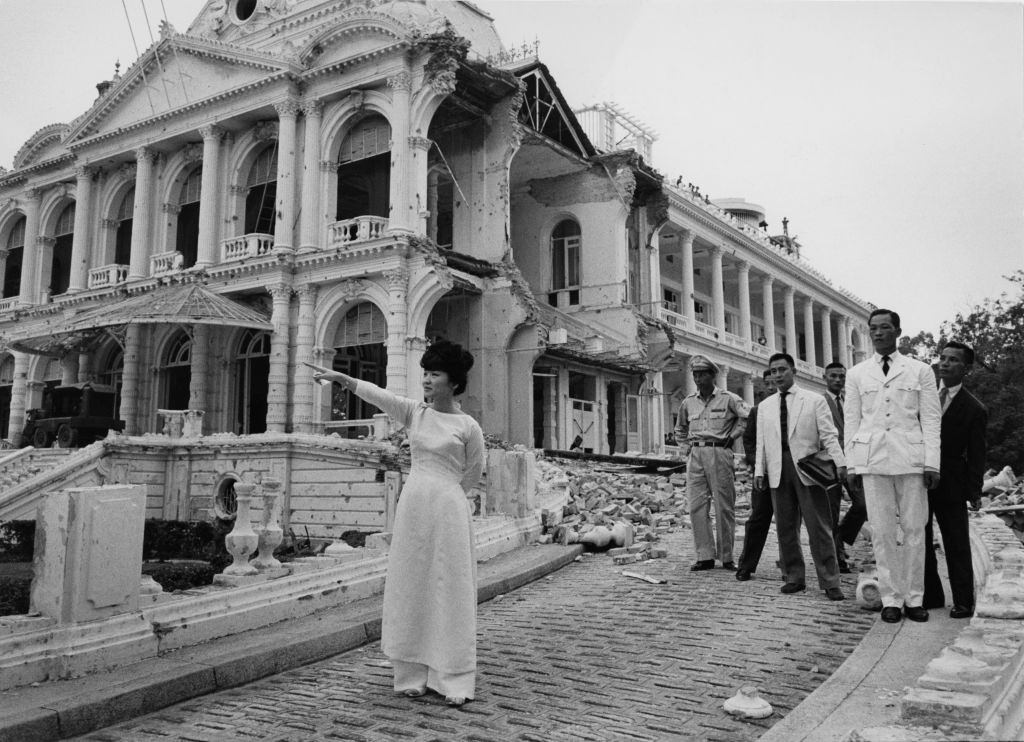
[[0, 0, 873, 464]]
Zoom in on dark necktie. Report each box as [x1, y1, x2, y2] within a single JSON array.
[[940, 386, 949, 412], [780, 391, 789, 451], [882, 355, 891, 376], [835, 394, 844, 424]]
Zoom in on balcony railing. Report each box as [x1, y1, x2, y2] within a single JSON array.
[[721, 332, 746, 350], [0, 297, 17, 313], [151, 251, 183, 277], [323, 413, 392, 440], [658, 303, 694, 332], [87, 263, 129, 290], [693, 320, 719, 340], [327, 216, 388, 249], [796, 359, 814, 374], [221, 233, 274, 262], [750, 342, 770, 358]]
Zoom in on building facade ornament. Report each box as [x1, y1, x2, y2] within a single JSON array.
[[386, 72, 412, 92], [134, 146, 156, 164], [118, 162, 137, 180], [347, 89, 365, 112], [253, 120, 279, 141], [301, 99, 324, 118], [408, 136, 433, 152], [383, 268, 408, 293], [181, 143, 204, 163], [198, 124, 223, 142], [274, 99, 300, 119]]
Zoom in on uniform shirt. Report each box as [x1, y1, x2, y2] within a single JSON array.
[[674, 387, 749, 446]]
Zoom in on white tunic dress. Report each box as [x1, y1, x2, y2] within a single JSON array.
[[354, 381, 485, 678]]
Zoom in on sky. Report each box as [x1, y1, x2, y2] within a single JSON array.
[[0, 0, 1021, 336]]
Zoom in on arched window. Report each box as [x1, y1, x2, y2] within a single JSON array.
[[235, 329, 270, 434], [336, 116, 391, 221], [50, 203, 75, 296], [549, 218, 581, 307], [244, 146, 277, 235], [162, 331, 192, 409], [176, 168, 202, 268], [3, 217, 25, 299], [427, 168, 454, 249], [331, 302, 387, 431], [114, 188, 134, 266]]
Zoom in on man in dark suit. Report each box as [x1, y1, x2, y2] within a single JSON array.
[[923, 341, 988, 619], [736, 369, 775, 581], [822, 362, 856, 573]]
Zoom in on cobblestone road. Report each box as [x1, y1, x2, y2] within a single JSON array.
[[75, 525, 876, 742]]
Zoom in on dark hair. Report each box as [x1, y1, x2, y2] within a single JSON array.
[[868, 308, 901, 330], [761, 369, 772, 379], [825, 361, 846, 372], [768, 352, 795, 369], [421, 340, 474, 395], [941, 340, 975, 365]]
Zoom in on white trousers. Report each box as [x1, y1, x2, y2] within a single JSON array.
[[392, 659, 476, 700], [862, 473, 929, 608]]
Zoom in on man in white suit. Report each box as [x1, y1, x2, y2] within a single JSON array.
[[755, 352, 847, 600], [844, 308, 941, 624]]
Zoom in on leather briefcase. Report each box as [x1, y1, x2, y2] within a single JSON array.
[[797, 449, 839, 488]]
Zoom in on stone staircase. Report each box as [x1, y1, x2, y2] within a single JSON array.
[[0, 445, 101, 521], [0, 448, 76, 492]]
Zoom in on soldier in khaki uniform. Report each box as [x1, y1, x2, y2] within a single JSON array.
[[674, 356, 750, 571]]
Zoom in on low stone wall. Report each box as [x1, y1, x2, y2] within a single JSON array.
[[852, 513, 1024, 741]]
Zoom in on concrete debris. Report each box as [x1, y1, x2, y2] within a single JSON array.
[[979, 467, 1024, 542], [723, 685, 773, 718], [621, 570, 667, 584]]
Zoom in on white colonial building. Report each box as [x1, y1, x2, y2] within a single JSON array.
[[0, 0, 873, 461]]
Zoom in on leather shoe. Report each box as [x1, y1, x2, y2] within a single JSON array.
[[721, 561, 736, 571], [881, 607, 902, 623], [949, 605, 974, 619], [825, 587, 845, 601], [690, 560, 714, 571], [780, 582, 806, 594], [735, 569, 752, 581], [904, 606, 929, 622], [838, 561, 852, 574]]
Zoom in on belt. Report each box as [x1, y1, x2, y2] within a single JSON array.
[[690, 440, 731, 448]]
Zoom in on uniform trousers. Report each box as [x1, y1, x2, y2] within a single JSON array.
[[862, 473, 928, 609], [687, 446, 736, 563], [771, 451, 840, 590]]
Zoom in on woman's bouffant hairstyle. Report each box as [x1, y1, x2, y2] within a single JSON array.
[[421, 340, 474, 395]]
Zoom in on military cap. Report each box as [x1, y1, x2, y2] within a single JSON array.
[[689, 355, 719, 375]]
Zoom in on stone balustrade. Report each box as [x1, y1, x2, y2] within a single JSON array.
[[221, 233, 274, 262], [87, 263, 129, 290], [150, 250, 183, 277], [326, 215, 388, 248], [322, 413, 392, 440], [156, 409, 205, 438], [0, 297, 16, 313]]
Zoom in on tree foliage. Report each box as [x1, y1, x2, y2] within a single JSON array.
[[934, 271, 1024, 473]]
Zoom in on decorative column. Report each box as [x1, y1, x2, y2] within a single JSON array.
[[266, 284, 292, 432], [761, 276, 776, 351], [68, 166, 93, 293], [128, 147, 156, 279], [384, 267, 409, 396], [716, 363, 729, 392], [274, 100, 299, 252], [803, 297, 817, 367], [405, 336, 428, 401], [710, 245, 725, 333], [78, 353, 94, 383], [195, 125, 223, 268], [783, 286, 797, 357], [293, 285, 318, 433], [119, 324, 141, 435], [409, 136, 433, 236], [299, 99, 323, 252], [742, 373, 755, 404], [820, 307, 833, 365], [680, 230, 695, 326], [188, 325, 209, 431], [839, 316, 851, 367], [18, 189, 41, 305], [6, 352, 30, 444], [311, 345, 336, 431], [60, 355, 78, 385], [737, 261, 751, 341], [386, 69, 414, 234]]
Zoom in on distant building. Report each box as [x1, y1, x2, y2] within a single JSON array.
[[0, 0, 872, 458]]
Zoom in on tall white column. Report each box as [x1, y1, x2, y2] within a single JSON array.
[[737, 260, 751, 341], [680, 230, 695, 326], [274, 100, 299, 252], [803, 297, 817, 367], [761, 276, 776, 352], [60, 355, 78, 385], [266, 284, 292, 433], [188, 325, 209, 431], [820, 307, 833, 365], [129, 147, 156, 279], [784, 286, 797, 357], [839, 316, 851, 367], [385, 267, 409, 396], [6, 352, 30, 443], [710, 245, 725, 333], [409, 136, 433, 236], [386, 69, 414, 234], [716, 363, 729, 392], [741, 373, 755, 404], [299, 99, 323, 252], [119, 324, 141, 435], [18, 188, 41, 305], [293, 285, 318, 433], [68, 165, 93, 293], [196, 125, 223, 268]]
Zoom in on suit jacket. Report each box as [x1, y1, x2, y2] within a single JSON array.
[[937, 387, 988, 502], [844, 351, 941, 475], [742, 402, 760, 467], [755, 385, 846, 489], [824, 392, 845, 447]]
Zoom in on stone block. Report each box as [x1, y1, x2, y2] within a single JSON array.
[[901, 687, 988, 729], [30, 485, 147, 624], [485, 449, 537, 518]]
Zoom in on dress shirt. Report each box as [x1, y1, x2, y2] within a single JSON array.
[[940, 382, 962, 413]]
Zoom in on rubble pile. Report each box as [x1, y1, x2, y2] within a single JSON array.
[[980, 466, 1024, 542]]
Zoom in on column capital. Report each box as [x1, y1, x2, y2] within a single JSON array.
[[784, 284, 795, 298], [409, 136, 433, 152], [819, 305, 832, 318], [803, 296, 814, 310], [274, 99, 300, 118], [268, 283, 293, 302], [296, 284, 318, 302], [73, 164, 95, 181], [709, 244, 724, 258], [198, 124, 223, 141], [384, 268, 408, 292], [736, 259, 750, 273], [679, 228, 694, 245], [23, 187, 42, 203], [301, 99, 324, 117], [134, 146, 157, 163], [387, 71, 413, 92], [761, 274, 774, 287]]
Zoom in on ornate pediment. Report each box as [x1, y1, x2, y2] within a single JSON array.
[[13, 123, 72, 170]]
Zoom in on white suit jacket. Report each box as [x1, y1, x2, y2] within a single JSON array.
[[843, 351, 941, 475], [755, 385, 846, 489]]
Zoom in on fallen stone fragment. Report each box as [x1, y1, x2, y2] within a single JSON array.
[[722, 685, 773, 718], [621, 570, 666, 584]]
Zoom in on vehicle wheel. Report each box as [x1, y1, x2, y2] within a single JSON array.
[[32, 428, 52, 448], [57, 425, 78, 449]]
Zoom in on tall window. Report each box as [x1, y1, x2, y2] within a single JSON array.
[[99, 347, 124, 420], [3, 217, 25, 299], [162, 331, 192, 409], [336, 116, 391, 221], [332, 302, 387, 433], [176, 168, 202, 268], [115, 187, 134, 266], [428, 169, 454, 249], [51, 203, 75, 296], [244, 146, 277, 235], [548, 218, 581, 306], [235, 329, 270, 434], [0, 355, 14, 440]]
